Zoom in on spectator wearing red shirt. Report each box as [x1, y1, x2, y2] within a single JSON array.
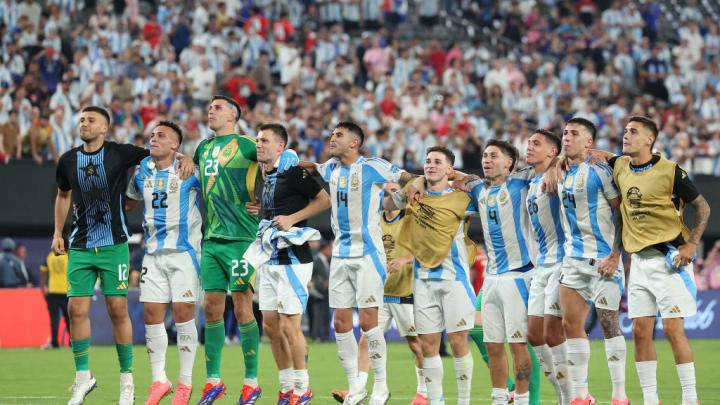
[[427, 39, 446, 78], [143, 11, 163, 49], [273, 12, 295, 43], [244, 6, 269, 40], [224, 67, 258, 107], [378, 87, 397, 116]]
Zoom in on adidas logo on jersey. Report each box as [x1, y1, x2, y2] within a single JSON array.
[[456, 319, 467, 327], [608, 355, 621, 362], [598, 297, 608, 306], [245, 350, 256, 356], [180, 346, 192, 352], [511, 330, 523, 339], [670, 305, 681, 314], [550, 302, 561, 311], [182, 290, 193, 298], [365, 296, 377, 304], [116, 282, 127, 290]]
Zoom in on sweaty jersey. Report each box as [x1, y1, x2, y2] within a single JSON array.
[[261, 166, 323, 265], [559, 158, 619, 259], [194, 134, 260, 242], [526, 173, 566, 265], [316, 156, 403, 258], [56, 141, 149, 248], [470, 167, 535, 275], [126, 157, 203, 263]]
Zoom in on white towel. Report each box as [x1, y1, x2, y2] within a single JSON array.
[[243, 219, 321, 269]]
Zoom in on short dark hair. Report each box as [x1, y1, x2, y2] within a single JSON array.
[[534, 128, 562, 156], [259, 123, 288, 148], [566, 117, 597, 140], [485, 139, 519, 171], [335, 121, 365, 146], [212, 94, 242, 121], [426, 145, 455, 165], [156, 120, 183, 144], [81, 106, 111, 125], [627, 115, 659, 149]]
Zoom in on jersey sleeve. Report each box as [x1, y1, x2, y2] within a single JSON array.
[[40, 254, 50, 272], [293, 167, 324, 199], [56, 154, 71, 191], [608, 156, 619, 169], [508, 166, 535, 185], [238, 135, 258, 161], [673, 165, 700, 203], [593, 163, 620, 200], [192, 139, 206, 165], [365, 158, 403, 183], [315, 158, 339, 182], [391, 189, 407, 210], [125, 166, 143, 200], [117, 143, 150, 167]]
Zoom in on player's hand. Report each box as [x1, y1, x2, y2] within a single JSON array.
[[176, 155, 195, 180], [541, 160, 563, 195], [272, 215, 296, 231], [597, 252, 619, 278], [245, 200, 261, 216], [406, 177, 426, 205], [387, 258, 406, 273], [51, 235, 65, 255], [453, 174, 480, 192], [276, 150, 299, 173], [588, 152, 609, 166], [674, 242, 697, 268]]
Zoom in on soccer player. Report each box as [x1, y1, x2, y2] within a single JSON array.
[[465, 140, 538, 405], [387, 147, 477, 405], [555, 118, 627, 405], [612, 116, 709, 405], [289, 121, 417, 405], [193, 95, 298, 405], [53, 106, 193, 405], [332, 182, 427, 405], [524, 130, 569, 404], [125, 121, 202, 405], [252, 123, 331, 405]]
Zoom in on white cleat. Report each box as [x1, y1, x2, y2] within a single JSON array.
[[67, 376, 98, 405], [368, 391, 391, 405], [118, 373, 134, 405], [342, 390, 368, 405]]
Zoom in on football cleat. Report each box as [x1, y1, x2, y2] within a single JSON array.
[[289, 388, 313, 405], [409, 393, 428, 405], [342, 390, 367, 405], [197, 381, 226, 405], [277, 390, 292, 405], [170, 383, 192, 405], [569, 394, 596, 405], [67, 376, 98, 405], [145, 380, 172, 405], [331, 389, 348, 403], [236, 384, 262, 405]]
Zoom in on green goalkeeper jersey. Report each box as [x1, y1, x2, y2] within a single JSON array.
[[194, 134, 260, 242]]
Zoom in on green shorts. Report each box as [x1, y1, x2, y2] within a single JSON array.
[[475, 289, 483, 311], [67, 242, 130, 297], [201, 239, 256, 292]]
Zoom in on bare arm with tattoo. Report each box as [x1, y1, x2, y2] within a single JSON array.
[[676, 194, 711, 267]]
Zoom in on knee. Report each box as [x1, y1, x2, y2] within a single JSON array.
[[527, 328, 543, 347], [68, 302, 88, 319], [203, 298, 223, 320], [279, 318, 297, 340], [263, 318, 278, 338], [106, 302, 129, 322], [632, 321, 652, 342], [662, 320, 687, 343]]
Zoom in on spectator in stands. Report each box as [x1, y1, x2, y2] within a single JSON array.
[[0, 237, 30, 288]]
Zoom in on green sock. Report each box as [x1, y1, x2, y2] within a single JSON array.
[[71, 338, 91, 371], [239, 319, 259, 380], [528, 342, 541, 405], [469, 325, 515, 390], [205, 320, 225, 378], [115, 343, 133, 373]]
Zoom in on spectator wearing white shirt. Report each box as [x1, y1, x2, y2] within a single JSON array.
[[681, 0, 703, 22], [49, 105, 71, 159], [601, 1, 624, 41], [0, 0, 20, 29], [131, 66, 155, 98], [187, 57, 215, 108]]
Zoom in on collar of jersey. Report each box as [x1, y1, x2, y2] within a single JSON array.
[[149, 157, 178, 173], [568, 155, 591, 172], [426, 187, 454, 196], [340, 155, 364, 167]]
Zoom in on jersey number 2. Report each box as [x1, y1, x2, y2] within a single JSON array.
[[231, 259, 250, 277], [204, 159, 219, 176], [152, 192, 168, 209]]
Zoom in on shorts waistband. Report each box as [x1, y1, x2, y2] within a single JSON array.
[[383, 295, 414, 304]]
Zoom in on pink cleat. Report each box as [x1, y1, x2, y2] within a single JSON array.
[[145, 380, 173, 405], [569, 394, 596, 405], [408, 393, 428, 405], [171, 383, 193, 405], [611, 398, 629, 405], [508, 391, 514, 403]]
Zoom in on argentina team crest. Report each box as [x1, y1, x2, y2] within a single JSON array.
[[169, 178, 179, 193], [565, 175, 574, 189], [350, 173, 360, 189], [156, 178, 166, 190], [339, 176, 347, 188], [488, 194, 497, 206]]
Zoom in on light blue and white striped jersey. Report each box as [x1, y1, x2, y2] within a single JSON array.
[[126, 157, 203, 266], [316, 156, 403, 258], [471, 167, 536, 274], [559, 158, 619, 260], [526, 173, 565, 265]]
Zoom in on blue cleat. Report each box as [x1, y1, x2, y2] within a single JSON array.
[[237, 384, 262, 405], [197, 381, 226, 405]]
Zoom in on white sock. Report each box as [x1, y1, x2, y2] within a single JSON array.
[[533, 344, 562, 400], [453, 353, 473, 405], [514, 391, 530, 405], [278, 368, 293, 393], [491, 387, 508, 405], [550, 342, 571, 405], [358, 371, 369, 389], [175, 319, 197, 386], [120, 372, 133, 386], [566, 338, 590, 400], [335, 331, 361, 393], [294, 369, 309, 392], [416, 366, 427, 396], [76, 370, 91, 383], [363, 327, 388, 395], [676, 362, 698, 405], [636, 360, 659, 405], [604, 336, 627, 400], [207, 377, 221, 385], [145, 323, 168, 383], [423, 355, 444, 404]]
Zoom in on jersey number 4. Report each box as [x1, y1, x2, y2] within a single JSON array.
[[337, 190, 348, 207], [152, 192, 168, 209]]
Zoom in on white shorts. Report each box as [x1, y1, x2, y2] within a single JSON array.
[[258, 263, 314, 315], [379, 300, 417, 337], [482, 270, 533, 343], [414, 278, 475, 335], [329, 254, 386, 309], [528, 262, 563, 317], [139, 250, 200, 304], [628, 248, 697, 319], [559, 257, 624, 310]]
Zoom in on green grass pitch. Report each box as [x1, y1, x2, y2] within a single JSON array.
[[1, 339, 719, 404]]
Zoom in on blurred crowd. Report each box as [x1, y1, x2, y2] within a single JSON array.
[[0, 0, 719, 176]]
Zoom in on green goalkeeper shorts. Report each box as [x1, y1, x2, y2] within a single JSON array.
[[201, 239, 256, 293], [67, 242, 130, 297]]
